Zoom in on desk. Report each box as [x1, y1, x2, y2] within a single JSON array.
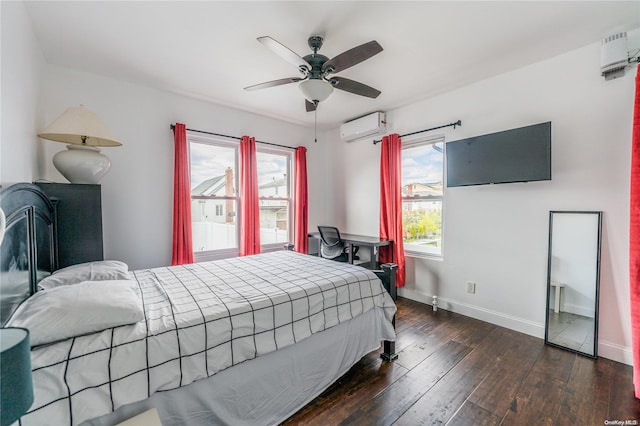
[[308, 232, 393, 269]]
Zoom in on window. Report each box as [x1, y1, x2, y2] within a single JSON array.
[[190, 138, 239, 255], [401, 136, 444, 256], [188, 134, 293, 258], [257, 148, 292, 248]]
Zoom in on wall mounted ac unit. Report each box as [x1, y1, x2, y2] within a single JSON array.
[[340, 112, 386, 142]]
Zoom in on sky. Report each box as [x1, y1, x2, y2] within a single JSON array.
[[190, 141, 289, 192], [402, 142, 443, 188], [191, 138, 442, 194]]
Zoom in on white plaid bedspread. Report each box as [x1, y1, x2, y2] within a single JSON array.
[[22, 251, 396, 425]]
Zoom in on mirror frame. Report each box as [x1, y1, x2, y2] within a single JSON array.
[[544, 210, 602, 358]]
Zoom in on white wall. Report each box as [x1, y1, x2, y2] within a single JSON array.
[[550, 212, 600, 317], [0, 1, 46, 183], [38, 66, 324, 269], [329, 29, 639, 365]]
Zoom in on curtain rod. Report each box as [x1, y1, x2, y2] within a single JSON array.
[[372, 120, 462, 145], [170, 124, 294, 150]]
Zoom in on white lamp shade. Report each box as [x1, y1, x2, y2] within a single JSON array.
[[38, 106, 122, 147], [299, 79, 334, 102]]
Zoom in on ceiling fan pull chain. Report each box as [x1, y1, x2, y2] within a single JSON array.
[[314, 107, 318, 143]]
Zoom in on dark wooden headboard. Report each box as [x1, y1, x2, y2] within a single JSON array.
[[0, 183, 58, 325]]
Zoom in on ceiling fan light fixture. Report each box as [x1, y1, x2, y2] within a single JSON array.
[[299, 79, 334, 102]]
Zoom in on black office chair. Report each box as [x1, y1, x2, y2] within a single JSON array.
[[317, 226, 359, 263]]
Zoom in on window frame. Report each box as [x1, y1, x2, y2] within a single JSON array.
[[188, 132, 295, 261], [256, 145, 294, 252], [189, 134, 241, 261], [401, 135, 445, 258]]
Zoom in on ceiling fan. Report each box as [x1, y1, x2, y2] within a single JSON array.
[[244, 35, 383, 112]]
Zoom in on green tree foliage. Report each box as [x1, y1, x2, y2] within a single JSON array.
[[402, 206, 442, 246]]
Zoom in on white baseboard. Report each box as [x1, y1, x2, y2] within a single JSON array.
[[398, 288, 545, 338], [398, 288, 632, 366], [598, 339, 634, 365], [563, 302, 595, 318]]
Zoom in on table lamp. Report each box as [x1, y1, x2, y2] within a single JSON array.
[[38, 105, 123, 184], [0, 327, 34, 426]]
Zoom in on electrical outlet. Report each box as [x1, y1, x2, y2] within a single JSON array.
[[466, 281, 476, 294]]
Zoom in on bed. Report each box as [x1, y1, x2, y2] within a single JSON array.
[[0, 183, 398, 426]]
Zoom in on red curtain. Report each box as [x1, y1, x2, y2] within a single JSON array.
[[294, 146, 309, 254], [379, 133, 405, 287], [630, 64, 640, 398], [240, 136, 261, 256], [171, 123, 194, 265]]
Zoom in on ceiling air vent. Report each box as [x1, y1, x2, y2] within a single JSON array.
[[601, 32, 628, 81]]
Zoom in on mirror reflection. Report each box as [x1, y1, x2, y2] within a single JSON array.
[[545, 211, 602, 358]]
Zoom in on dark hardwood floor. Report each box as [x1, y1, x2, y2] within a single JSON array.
[[284, 297, 640, 425]]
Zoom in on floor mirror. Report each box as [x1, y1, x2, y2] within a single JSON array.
[[545, 211, 602, 358]]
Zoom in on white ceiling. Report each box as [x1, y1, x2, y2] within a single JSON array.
[[24, 1, 640, 129]]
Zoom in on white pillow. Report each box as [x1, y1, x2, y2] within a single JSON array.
[[7, 280, 143, 347], [37, 260, 130, 291]]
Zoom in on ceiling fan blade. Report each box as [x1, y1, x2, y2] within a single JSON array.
[[244, 77, 303, 91], [322, 40, 383, 74], [330, 77, 381, 98], [258, 36, 311, 71], [305, 99, 317, 112]]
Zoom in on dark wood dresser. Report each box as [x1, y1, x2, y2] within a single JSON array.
[[35, 182, 104, 269]]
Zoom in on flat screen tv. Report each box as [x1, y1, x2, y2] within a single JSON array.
[[446, 121, 551, 187]]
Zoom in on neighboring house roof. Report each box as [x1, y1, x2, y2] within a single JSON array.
[[403, 181, 443, 197], [193, 176, 284, 197], [260, 178, 286, 190], [192, 175, 225, 196]]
